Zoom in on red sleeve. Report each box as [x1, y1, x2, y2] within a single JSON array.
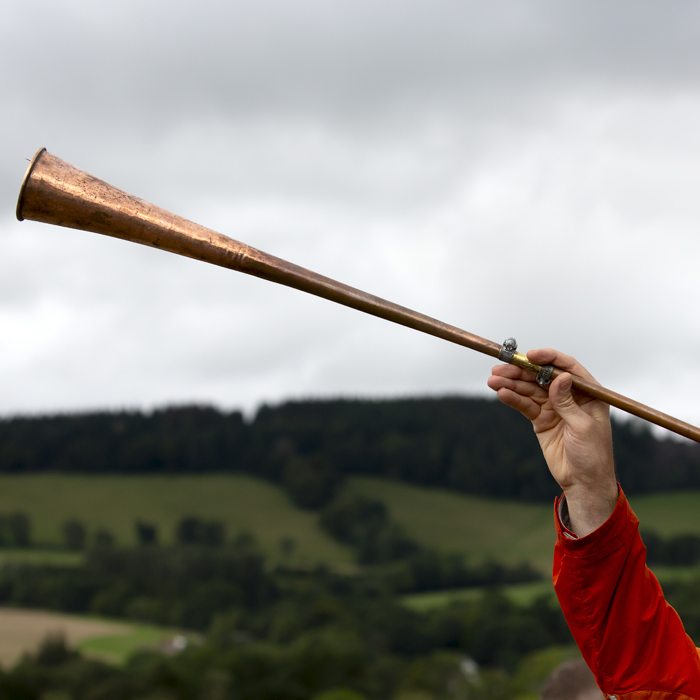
[[553, 486, 700, 698]]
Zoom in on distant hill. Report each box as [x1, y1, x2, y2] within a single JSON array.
[[1, 397, 699, 501], [0, 474, 699, 575]]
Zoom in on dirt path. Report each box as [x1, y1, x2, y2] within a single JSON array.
[[0, 608, 131, 668]]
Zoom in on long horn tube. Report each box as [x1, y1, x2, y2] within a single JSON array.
[[16, 148, 700, 444]]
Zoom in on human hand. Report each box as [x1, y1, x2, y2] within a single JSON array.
[[487, 348, 618, 536]]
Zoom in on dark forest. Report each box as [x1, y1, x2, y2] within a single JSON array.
[[1, 396, 698, 505]]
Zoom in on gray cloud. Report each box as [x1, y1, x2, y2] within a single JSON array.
[[2, 1, 700, 436]]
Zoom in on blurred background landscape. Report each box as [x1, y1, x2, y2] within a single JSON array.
[[3, 1, 700, 699], [0, 401, 699, 699]]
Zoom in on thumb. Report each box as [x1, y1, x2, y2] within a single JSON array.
[[548, 373, 586, 425]]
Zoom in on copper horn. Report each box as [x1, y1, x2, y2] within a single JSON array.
[[16, 147, 700, 444]]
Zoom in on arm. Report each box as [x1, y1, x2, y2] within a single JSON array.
[[554, 485, 700, 697], [488, 349, 700, 697]]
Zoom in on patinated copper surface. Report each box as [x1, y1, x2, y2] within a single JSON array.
[[16, 148, 700, 444]]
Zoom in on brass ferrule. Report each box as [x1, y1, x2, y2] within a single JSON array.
[[510, 351, 543, 375]]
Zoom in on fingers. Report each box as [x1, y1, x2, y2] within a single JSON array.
[[488, 368, 547, 422], [487, 372, 541, 398], [547, 371, 592, 429], [525, 348, 598, 384], [492, 387, 542, 421], [490, 363, 536, 382], [488, 348, 601, 427], [492, 348, 597, 385]]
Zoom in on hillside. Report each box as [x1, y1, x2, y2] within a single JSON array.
[[1, 474, 700, 575], [347, 478, 700, 572], [0, 474, 352, 564]]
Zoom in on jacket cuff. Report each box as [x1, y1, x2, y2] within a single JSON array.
[[554, 485, 638, 561]]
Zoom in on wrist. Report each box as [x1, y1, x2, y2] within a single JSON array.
[[562, 480, 619, 537]]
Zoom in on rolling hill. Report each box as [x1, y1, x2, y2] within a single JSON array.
[[0, 474, 699, 575]]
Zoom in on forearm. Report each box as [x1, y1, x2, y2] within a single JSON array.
[[554, 488, 700, 697]]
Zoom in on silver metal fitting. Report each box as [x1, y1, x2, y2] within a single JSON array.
[[499, 337, 518, 362], [536, 364, 554, 387]]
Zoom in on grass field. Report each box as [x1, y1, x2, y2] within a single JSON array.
[[1, 474, 700, 572], [402, 566, 700, 612], [627, 491, 700, 537], [75, 625, 167, 665], [0, 607, 193, 668], [0, 550, 84, 567], [76, 625, 200, 665], [345, 478, 700, 573], [403, 580, 555, 611], [0, 608, 170, 668], [344, 477, 557, 572], [0, 474, 352, 565]]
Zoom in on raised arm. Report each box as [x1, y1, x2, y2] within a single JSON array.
[[488, 349, 700, 697]]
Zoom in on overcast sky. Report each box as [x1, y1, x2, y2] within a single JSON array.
[[2, 1, 700, 435]]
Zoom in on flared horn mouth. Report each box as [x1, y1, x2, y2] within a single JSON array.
[[16, 147, 165, 239], [16, 147, 47, 222]]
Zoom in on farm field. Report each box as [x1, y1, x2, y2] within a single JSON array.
[[77, 625, 198, 665], [402, 562, 700, 612], [402, 564, 700, 613], [0, 474, 352, 565], [627, 491, 700, 537], [0, 474, 699, 572], [346, 478, 700, 573], [0, 608, 180, 668], [403, 579, 556, 611], [0, 550, 84, 567], [344, 477, 556, 571]]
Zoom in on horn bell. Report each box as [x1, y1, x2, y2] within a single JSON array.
[[16, 148, 250, 271]]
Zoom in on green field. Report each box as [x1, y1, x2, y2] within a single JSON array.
[[76, 625, 200, 665], [0, 474, 352, 565], [0, 549, 84, 566], [627, 491, 700, 537], [345, 477, 556, 572], [402, 567, 700, 613], [403, 580, 556, 611], [346, 478, 700, 573], [0, 474, 700, 573], [0, 606, 193, 668]]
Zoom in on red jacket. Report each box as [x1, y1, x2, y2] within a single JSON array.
[[553, 486, 700, 700]]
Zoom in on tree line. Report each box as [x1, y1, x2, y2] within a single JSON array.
[[13, 570, 700, 700], [641, 530, 700, 567], [0, 535, 571, 699], [4, 534, 700, 700], [0, 606, 560, 700], [0, 521, 540, 626], [1, 398, 698, 502]]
